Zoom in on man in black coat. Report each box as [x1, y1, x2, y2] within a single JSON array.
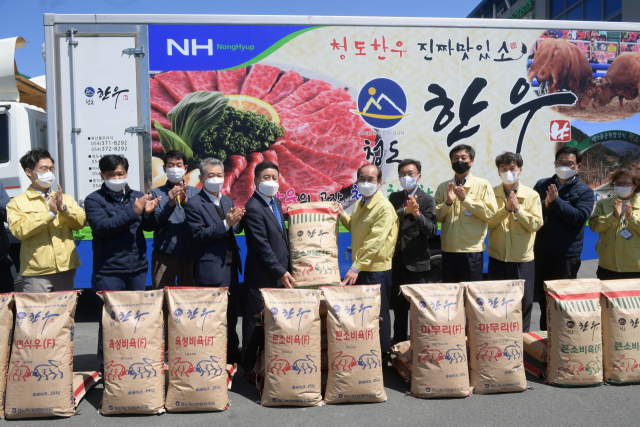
[[0, 183, 13, 293], [240, 160, 293, 380], [184, 157, 245, 363], [389, 159, 438, 343]]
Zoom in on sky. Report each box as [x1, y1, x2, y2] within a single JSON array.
[[1, 0, 481, 78]]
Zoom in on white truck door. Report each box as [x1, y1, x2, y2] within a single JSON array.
[[58, 34, 145, 206]]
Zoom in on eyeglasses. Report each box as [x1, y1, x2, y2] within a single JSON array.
[[30, 167, 55, 173], [614, 181, 634, 187], [398, 172, 418, 178]]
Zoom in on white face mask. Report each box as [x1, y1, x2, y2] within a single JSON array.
[[400, 175, 418, 191], [500, 171, 520, 185], [105, 178, 127, 193], [358, 182, 378, 197], [615, 186, 634, 198], [166, 167, 186, 183], [555, 166, 576, 180], [204, 177, 224, 194], [35, 171, 55, 189], [258, 180, 279, 197]]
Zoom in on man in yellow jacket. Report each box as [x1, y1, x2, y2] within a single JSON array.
[[7, 149, 86, 292], [339, 164, 398, 353], [435, 144, 498, 282], [487, 152, 543, 332]]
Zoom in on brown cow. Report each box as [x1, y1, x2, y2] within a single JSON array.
[[593, 52, 640, 111], [528, 39, 596, 109]]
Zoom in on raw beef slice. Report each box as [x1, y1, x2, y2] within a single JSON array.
[[185, 70, 218, 92], [155, 71, 194, 103], [294, 101, 356, 123], [230, 152, 264, 208], [218, 68, 247, 95], [287, 133, 367, 161], [279, 88, 353, 119], [268, 145, 341, 197], [221, 155, 248, 196], [263, 70, 304, 105], [150, 77, 177, 115], [278, 140, 364, 189], [240, 64, 281, 100], [273, 79, 332, 111], [151, 108, 171, 130]]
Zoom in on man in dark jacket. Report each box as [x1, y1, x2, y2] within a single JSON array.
[[0, 183, 13, 293], [184, 157, 244, 363], [85, 155, 160, 367], [533, 146, 594, 330], [389, 159, 437, 344], [149, 150, 199, 288]]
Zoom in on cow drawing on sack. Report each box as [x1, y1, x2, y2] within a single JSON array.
[[358, 350, 381, 369], [502, 341, 523, 360], [585, 356, 603, 375], [32, 360, 64, 381], [195, 356, 223, 376], [171, 357, 195, 377], [105, 360, 127, 381], [557, 358, 585, 375], [476, 343, 503, 362], [292, 355, 318, 374], [612, 355, 639, 372], [9, 361, 31, 381], [331, 351, 357, 370], [267, 355, 291, 375], [128, 358, 157, 379], [419, 345, 444, 365], [314, 260, 337, 276], [444, 345, 467, 364]]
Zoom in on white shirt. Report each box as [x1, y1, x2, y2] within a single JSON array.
[[32, 186, 57, 218]]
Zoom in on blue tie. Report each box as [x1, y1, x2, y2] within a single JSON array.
[[270, 198, 283, 230]]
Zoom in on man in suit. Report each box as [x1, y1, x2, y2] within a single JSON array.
[[389, 159, 438, 344], [241, 160, 293, 381], [184, 158, 245, 363]]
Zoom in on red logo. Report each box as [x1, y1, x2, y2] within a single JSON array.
[[550, 120, 571, 142], [123, 95, 128, 101]]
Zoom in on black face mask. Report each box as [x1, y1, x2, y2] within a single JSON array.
[[452, 160, 471, 175]]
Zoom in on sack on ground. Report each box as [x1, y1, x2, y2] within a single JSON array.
[[323, 285, 386, 404], [165, 287, 229, 412], [402, 284, 469, 398], [261, 289, 322, 406], [288, 202, 341, 287], [601, 279, 640, 385], [99, 291, 165, 415], [545, 279, 603, 387], [6, 291, 78, 419], [464, 280, 527, 394]]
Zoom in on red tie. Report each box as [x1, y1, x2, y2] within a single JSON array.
[[404, 194, 410, 207]]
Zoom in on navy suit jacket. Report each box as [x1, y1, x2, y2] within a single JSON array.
[[241, 192, 289, 289], [184, 190, 241, 286]]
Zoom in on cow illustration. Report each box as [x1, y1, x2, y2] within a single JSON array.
[[593, 52, 640, 111], [171, 357, 195, 377], [358, 350, 381, 369], [331, 351, 357, 371], [419, 345, 444, 365], [292, 355, 318, 375], [105, 360, 127, 381], [585, 357, 603, 375], [32, 360, 64, 381], [612, 355, 638, 372], [128, 358, 157, 379], [444, 345, 466, 364], [557, 358, 585, 375], [502, 341, 522, 361], [267, 355, 291, 375], [476, 343, 503, 362], [9, 361, 31, 381], [314, 260, 337, 275], [195, 356, 223, 376]]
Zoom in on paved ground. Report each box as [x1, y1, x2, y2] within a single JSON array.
[[11, 259, 640, 426]]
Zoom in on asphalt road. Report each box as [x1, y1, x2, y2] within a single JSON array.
[[10, 259, 640, 427]]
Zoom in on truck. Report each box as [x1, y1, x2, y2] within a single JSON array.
[[2, 15, 640, 289]]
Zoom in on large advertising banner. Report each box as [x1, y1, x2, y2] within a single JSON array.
[[147, 24, 640, 210]]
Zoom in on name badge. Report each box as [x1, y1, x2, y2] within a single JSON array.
[[464, 209, 472, 217], [620, 228, 633, 240]]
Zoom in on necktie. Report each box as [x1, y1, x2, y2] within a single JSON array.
[[404, 194, 410, 207], [270, 199, 283, 229]]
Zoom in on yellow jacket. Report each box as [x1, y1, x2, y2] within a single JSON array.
[[435, 174, 498, 253], [487, 184, 543, 263], [589, 194, 640, 272], [340, 190, 398, 272], [7, 187, 86, 276]]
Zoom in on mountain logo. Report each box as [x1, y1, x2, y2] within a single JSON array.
[[351, 78, 410, 129]]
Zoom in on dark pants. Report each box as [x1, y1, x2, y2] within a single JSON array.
[[391, 254, 429, 343], [534, 252, 581, 331], [442, 251, 484, 283], [241, 286, 268, 373], [596, 267, 640, 281], [92, 271, 147, 370], [151, 249, 194, 289], [488, 257, 535, 333], [0, 257, 14, 294], [356, 269, 392, 354]]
